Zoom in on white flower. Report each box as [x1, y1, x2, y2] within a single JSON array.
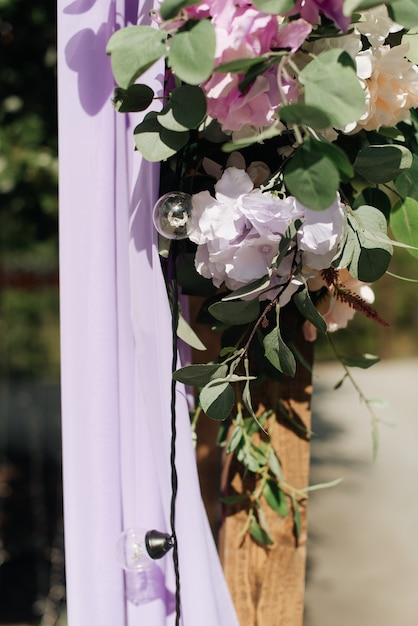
[[297, 196, 346, 270], [352, 44, 418, 131], [355, 5, 402, 47]]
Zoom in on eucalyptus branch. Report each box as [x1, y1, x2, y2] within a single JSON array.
[[327, 334, 380, 459]]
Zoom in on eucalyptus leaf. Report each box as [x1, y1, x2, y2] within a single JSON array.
[[352, 187, 391, 220], [219, 494, 248, 505], [113, 84, 154, 112], [157, 85, 207, 132], [209, 299, 260, 325], [134, 112, 189, 162], [263, 308, 296, 377], [279, 103, 331, 130], [177, 314, 206, 351], [284, 141, 340, 211], [299, 49, 366, 127], [226, 425, 244, 454], [269, 449, 283, 481], [199, 381, 235, 420], [252, 0, 296, 13], [391, 197, 418, 259], [354, 144, 413, 184], [215, 56, 271, 74], [221, 123, 283, 152], [340, 353, 380, 368], [107, 26, 167, 89], [263, 480, 289, 516], [173, 363, 228, 387], [402, 28, 418, 64], [395, 154, 418, 201], [249, 517, 274, 546], [348, 206, 393, 281], [291, 494, 301, 540], [343, 0, 385, 15], [293, 287, 327, 334], [159, 0, 199, 19], [389, 0, 418, 29], [222, 274, 272, 301], [168, 20, 216, 85]]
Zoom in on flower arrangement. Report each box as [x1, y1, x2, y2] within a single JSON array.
[[107, 0, 418, 544]]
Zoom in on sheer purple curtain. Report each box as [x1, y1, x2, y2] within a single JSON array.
[[57, 1, 239, 624]]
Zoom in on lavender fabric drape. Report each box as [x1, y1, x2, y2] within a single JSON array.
[[58, 1, 239, 624]]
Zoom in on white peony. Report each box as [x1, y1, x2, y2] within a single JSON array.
[[352, 44, 418, 131], [355, 5, 402, 47]]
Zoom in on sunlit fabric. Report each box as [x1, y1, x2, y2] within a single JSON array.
[[57, 1, 239, 624]]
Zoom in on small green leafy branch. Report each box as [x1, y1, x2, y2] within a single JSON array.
[[218, 405, 305, 546]]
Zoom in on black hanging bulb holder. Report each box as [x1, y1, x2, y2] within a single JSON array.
[[145, 529, 174, 560]]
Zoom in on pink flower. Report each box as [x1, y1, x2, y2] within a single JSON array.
[[203, 69, 285, 132], [288, 0, 350, 31], [272, 18, 312, 52]]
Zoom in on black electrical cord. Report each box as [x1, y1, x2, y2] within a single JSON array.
[[168, 241, 181, 626]]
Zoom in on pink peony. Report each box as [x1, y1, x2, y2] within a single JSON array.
[[288, 0, 350, 31]]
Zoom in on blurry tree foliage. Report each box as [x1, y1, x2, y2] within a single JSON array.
[[0, 0, 59, 378]]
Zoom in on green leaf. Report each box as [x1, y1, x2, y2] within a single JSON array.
[[222, 274, 272, 301], [249, 517, 274, 546], [279, 103, 331, 130], [168, 20, 216, 85], [343, 0, 385, 15], [199, 381, 235, 420], [263, 480, 289, 516], [177, 314, 206, 351], [263, 307, 296, 377], [215, 56, 271, 74], [340, 353, 380, 368], [252, 0, 296, 13], [209, 299, 260, 325], [113, 84, 154, 112], [219, 494, 248, 505], [299, 49, 366, 128], [173, 363, 227, 387], [268, 448, 283, 481], [159, 0, 199, 19], [395, 154, 418, 201], [106, 26, 167, 89], [354, 144, 413, 184], [221, 123, 283, 152], [348, 206, 393, 281], [389, 0, 418, 29], [157, 85, 207, 132], [284, 141, 340, 211], [226, 425, 244, 454], [293, 286, 327, 334], [391, 197, 418, 259], [402, 28, 418, 64], [176, 252, 217, 297], [291, 494, 301, 540], [352, 187, 391, 221], [133, 112, 189, 162]]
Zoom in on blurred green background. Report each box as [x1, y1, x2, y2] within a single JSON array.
[[0, 0, 417, 624], [0, 1, 63, 624]]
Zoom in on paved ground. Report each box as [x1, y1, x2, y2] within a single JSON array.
[[304, 357, 418, 626]]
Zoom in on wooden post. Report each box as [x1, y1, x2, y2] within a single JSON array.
[[218, 348, 313, 626], [189, 297, 314, 626]]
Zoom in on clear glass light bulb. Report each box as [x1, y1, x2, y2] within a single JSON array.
[[115, 528, 152, 572], [152, 191, 193, 240]]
